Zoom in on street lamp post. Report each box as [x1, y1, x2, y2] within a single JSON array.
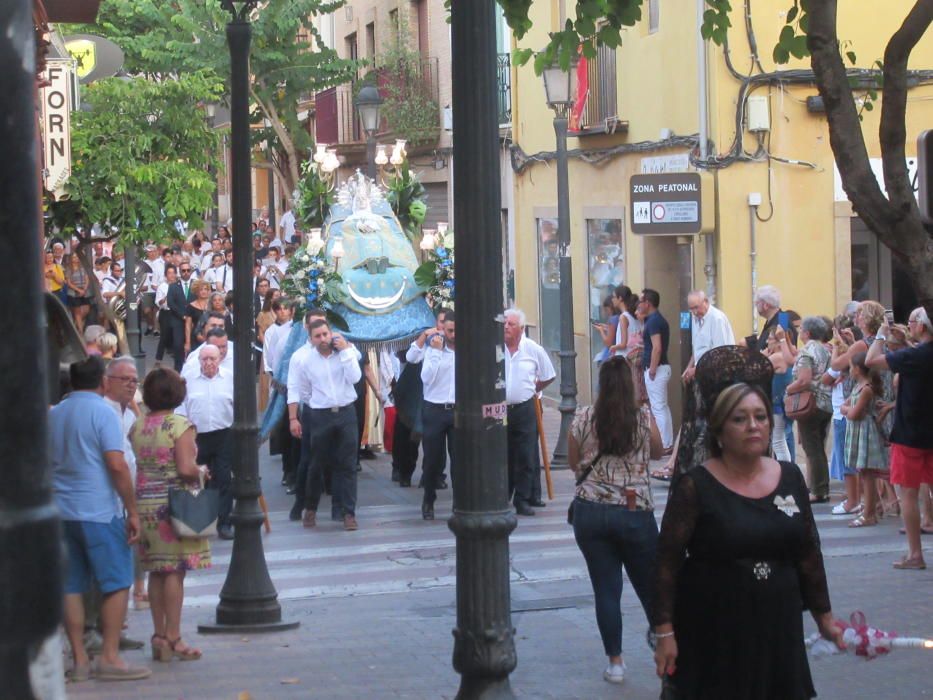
[[449, 1, 517, 698], [542, 58, 578, 468], [0, 3, 63, 693], [355, 85, 383, 181], [122, 242, 146, 376], [200, 0, 297, 633]]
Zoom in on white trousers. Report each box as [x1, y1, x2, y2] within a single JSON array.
[[771, 412, 792, 462], [645, 364, 673, 448]]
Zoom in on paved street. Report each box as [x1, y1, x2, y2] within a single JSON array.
[[66, 391, 932, 699]]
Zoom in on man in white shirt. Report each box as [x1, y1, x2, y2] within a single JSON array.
[[681, 290, 736, 382], [287, 316, 362, 531], [201, 239, 223, 272], [262, 247, 287, 290], [420, 312, 456, 520], [181, 325, 234, 380], [503, 309, 556, 516], [176, 344, 235, 539], [213, 251, 235, 293], [101, 262, 126, 303], [141, 246, 162, 336], [278, 208, 296, 244]]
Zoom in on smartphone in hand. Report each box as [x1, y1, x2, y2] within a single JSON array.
[[883, 309, 895, 326]]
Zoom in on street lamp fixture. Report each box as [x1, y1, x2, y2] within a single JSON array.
[[200, 0, 297, 634], [355, 85, 383, 180], [542, 55, 579, 468]]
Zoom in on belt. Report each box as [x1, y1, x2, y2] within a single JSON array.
[[507, 398, 535, 408], [198, 427, 231, 436], [426, 401, 455, 411], [310, 403, 354, 413]]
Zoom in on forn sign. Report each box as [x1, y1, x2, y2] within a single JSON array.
[[41, 59, 73, 197]]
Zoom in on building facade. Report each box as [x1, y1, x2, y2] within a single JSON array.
[[509, 1, 933, 415]]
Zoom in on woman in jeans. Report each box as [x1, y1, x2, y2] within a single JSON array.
[[782, 316, 833, 502], [569, 356, 662, 685]]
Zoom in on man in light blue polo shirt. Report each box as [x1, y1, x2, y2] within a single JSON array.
[[50, 357, 150, 682]]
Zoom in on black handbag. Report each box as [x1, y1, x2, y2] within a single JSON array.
[[167, 473, 219, 539], [566, 452, 601, 525]]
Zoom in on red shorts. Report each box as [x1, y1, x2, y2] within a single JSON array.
[[889, 444, 933, 489]]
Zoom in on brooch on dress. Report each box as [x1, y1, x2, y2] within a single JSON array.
[[753, 562, 772, 580], [773, 494, 800, 517]]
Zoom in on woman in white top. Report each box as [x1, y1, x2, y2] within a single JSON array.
[[610, 285, 646, 403]]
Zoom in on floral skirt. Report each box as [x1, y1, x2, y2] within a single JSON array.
[[137, 485, 211, 574]]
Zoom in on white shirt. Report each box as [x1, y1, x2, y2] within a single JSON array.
[[263, 320, 292, 374], [262, 259, 287, 290], [155, 281, 170, 310], [101, 275, 125, 295], [827, 367, 846, 420], [104, 397, 137, 483], [690, 304, 735, 363], [287, 343, 362, 409], [615, 311, 643, 357], [181, 342, 235, 380], [504, 336, 556, 405], [213, 264, 234, 291], [379, 349, 401, 407], [405, 339, 427, 365], [202, 252, 221, 272], [421, 346, 456, 404], [148, 257, 165, 292], [279, 210, 296, 241], [175, 368, 234, 432]]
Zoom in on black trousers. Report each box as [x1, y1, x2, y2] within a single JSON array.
[[392, 416, 420, 482], [196, 428, 233, 528], [507, 399, 538, 506], [168, 316, 185, 371], [155, 310, 172, 360], [421, 401, 455, 507], [305, 405, 358, 516]]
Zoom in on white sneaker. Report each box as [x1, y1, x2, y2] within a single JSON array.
[[603, 662, 626, 684]]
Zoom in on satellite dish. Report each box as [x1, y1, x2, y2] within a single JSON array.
[[64, 34, 125, 84]]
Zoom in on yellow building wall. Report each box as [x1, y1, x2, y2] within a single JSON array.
[[511, 0, 933, 403]]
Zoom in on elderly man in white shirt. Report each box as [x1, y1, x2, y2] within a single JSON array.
[[503, 309, 556, 516], [682, 290, 736, 382], [176, 344, 235, 539], [181, 325, 234, 380], [420, 312, 457, 521], [287, 316, 362, 531]]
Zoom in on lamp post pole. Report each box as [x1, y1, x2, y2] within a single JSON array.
[[0, 2, 62, 694], [200, 1, 296, 633], [550, 110, 576, 467], [122, 243, 146, 377], [365, 135, 377, 182], [449, 1, 517, 698]]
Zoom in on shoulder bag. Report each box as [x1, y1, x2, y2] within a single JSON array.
[[168, 470, 219, 539], [783, 389, 816, 421]]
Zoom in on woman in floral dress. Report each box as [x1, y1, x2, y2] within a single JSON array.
[[130, 368, 210, 662]]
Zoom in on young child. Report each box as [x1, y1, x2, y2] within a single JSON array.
[[841, 351, 889, 527]]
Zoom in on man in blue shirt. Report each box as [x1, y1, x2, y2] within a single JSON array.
[[641, 288, 673, 452], [50, 357, 150, 681]]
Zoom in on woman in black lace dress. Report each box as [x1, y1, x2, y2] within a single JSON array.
[[653, 383, 844, 699]]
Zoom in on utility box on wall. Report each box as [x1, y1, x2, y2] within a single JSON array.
[[747, 95, 770, 132]]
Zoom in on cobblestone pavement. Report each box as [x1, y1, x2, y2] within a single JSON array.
[[65, 345, 931, 698]]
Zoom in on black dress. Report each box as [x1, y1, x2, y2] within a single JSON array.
[[654, 462, 831, 700]]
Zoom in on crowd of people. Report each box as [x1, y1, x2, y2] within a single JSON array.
[[571, 282, 932, 694], [46, 208, 931, 694]]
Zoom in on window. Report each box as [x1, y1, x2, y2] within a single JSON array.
[[366, 23, 376, 60], [537, 217, 561, 400], [649, 0, 660, 34], [586, 218, 624, 395], [572, 37, 617, 132]]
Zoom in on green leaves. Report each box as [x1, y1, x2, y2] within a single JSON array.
[[384, 162, 428, 240], [414, 261, 437, 289], [56, 72, 221, 242], [772, 1, 810, 64]]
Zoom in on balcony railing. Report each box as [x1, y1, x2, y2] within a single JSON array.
[[497, 52, 511, 126], [572, 40, 619, 134]]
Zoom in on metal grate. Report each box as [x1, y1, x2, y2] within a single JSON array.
[[497, 53, 512, 126]]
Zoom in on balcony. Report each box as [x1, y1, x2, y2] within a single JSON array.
[[315, 56, 441, 150], [570, 40, 627, 136], [497, 52, 511, 126]]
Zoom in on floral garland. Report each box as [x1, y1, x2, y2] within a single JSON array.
[[279, 236, 347, 327], [414, 228, 455, 311]]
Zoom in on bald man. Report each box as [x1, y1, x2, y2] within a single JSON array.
[[682, 290, 735, 383]]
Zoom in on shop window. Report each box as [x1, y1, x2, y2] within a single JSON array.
[[537, 217, 561, 400], [586, 218, 624, 395]]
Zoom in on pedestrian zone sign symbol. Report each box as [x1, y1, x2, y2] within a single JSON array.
[[633, 202, 650, 225]]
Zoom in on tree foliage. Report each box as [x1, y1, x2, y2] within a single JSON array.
[[84, 0, 362, 201], [52, 72, 221, 242]]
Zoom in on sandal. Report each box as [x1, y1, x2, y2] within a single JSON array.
[[169, 637, 202, 661], [831, 500, 862, 515], [151, 633, 171, 662], [899, 526, 933, 535], [848, 514, 878, 528], [651, 468, 673, 482], [892, 556, 926, 570]]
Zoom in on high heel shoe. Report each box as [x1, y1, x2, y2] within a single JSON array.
[[150, 633, 171, 662], [169, 637, 202, 661]]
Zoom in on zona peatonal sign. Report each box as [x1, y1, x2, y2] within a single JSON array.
[[630, 173, 702, 235]]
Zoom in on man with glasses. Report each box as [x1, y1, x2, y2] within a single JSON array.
[[178, 263, 195, 301], [101, 262, 125, 304], [868, 306, 933, 570]]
